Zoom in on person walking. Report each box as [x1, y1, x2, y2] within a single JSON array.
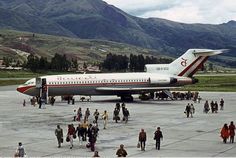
[[185, 103, 191, 118], [220, 98, 224, 110], [190, 103, 195, 117], [154, 127, 163, 150], [55, 125, 63, 148], [14, 142, 26, 157], [88, 129, 97, 151], [102, 110, 108, 129], [123, 108, 129, 123], [75, 123, 83, 145], [81, 119, 88, 141], [73, 109, 77, 121], [197, 95, 201, 103], [220, 123, 229, 143], [139, 129, 147, 151], [84, 108, 90, 121], [93, 109, 100, 124], [67, 124, 76, 149], [77, 107, 82, 122], [113, 108, 120, 123], [116, 102, 121, 112], [116, 144, 127, 157], [229, 121, 235, 143], [214, 101, 218, 113], [203, 100, 210, 113], [210, 101, 214, 113]]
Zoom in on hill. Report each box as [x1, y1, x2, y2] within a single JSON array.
[[0, 0, 236, 67], [0, 29, 163, 64]]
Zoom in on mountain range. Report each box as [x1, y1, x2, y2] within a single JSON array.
[[0, 0, 236, 67]]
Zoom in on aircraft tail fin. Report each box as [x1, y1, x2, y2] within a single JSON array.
[[170, 49, 226, 77], [145, 49, 226, 77]]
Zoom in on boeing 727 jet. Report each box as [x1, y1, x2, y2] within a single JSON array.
[[17, 49, 225, 101]]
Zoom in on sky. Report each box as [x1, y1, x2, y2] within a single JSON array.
[[103, 0, 236, 24]]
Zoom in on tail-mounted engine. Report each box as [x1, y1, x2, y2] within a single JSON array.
[[149, 77, 177, 85]]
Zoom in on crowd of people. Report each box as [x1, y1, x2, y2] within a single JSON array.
[[203, 98, 224, 113], [184, 97, 225, 118], [66, 120, 99, 151], [172, 91, 200, 102], [113, 103, 130, 123], [51, 102, 164, 156], [153, 91, 200, 101], [17, 92, 236, 157], [52, 102, 131, 155]]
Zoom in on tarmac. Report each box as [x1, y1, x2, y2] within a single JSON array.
[[0, 85, 236, 157]]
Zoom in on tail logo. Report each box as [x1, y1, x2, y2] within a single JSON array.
[[181, 58, 187, 67]]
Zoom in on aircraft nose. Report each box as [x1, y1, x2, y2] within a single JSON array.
[[16, 85, 26, 93]]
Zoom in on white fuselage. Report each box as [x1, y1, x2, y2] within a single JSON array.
[[17, 72, 191, 97], [17, 49, 224, 98]]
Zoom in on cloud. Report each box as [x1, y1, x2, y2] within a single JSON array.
[[103, 0, 236, 24]]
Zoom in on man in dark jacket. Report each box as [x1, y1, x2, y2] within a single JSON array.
[[75, 123, 83, 145], [139, 129, 147, 151], [154, 127, 163, 150], [93, 109, 99, 123], [185, 103, 191, 118], [113, 108, 120, 123], [15, 142, 26, 157], [55, 125, 63, 148], [123, 108, 129, 123], [220, 98, 224, 110], [116, 144, 127, 157]]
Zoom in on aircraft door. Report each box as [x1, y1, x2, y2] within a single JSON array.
[[36, 77, 48, 104], [36, 78, 42, 88]]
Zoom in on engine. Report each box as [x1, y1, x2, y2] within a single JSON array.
[[149, 77, 177, 85], [174, 77, 199, 85]]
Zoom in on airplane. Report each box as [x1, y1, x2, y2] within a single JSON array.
[[17, 49, 225, 102]]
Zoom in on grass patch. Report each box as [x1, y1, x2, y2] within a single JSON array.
[[0, 70, 79, 78], [0, 79, 27, 86], [181, 75, 236, 92], [0, 70, 39, 78]]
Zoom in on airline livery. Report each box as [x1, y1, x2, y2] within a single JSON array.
[[17, 49, 225, 101]]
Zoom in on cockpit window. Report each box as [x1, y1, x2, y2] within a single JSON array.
[[24, 80, 35, 85]]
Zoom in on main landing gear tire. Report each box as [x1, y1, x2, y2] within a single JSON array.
[[120, 95, 134, 102]]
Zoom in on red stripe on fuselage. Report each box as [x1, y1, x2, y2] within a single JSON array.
[[17, 82, 150, 94], [178, 57, 202, 76], [47, 81, 149, 88]]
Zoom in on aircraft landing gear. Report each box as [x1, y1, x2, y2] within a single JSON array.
[[139, 92, 155, 100], [120, 95, 133, 102], [139, 93, 150, 100]]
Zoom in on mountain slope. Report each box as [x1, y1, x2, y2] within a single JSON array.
[[0, 29, 163, 64], [0, 0, 236, 66]]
